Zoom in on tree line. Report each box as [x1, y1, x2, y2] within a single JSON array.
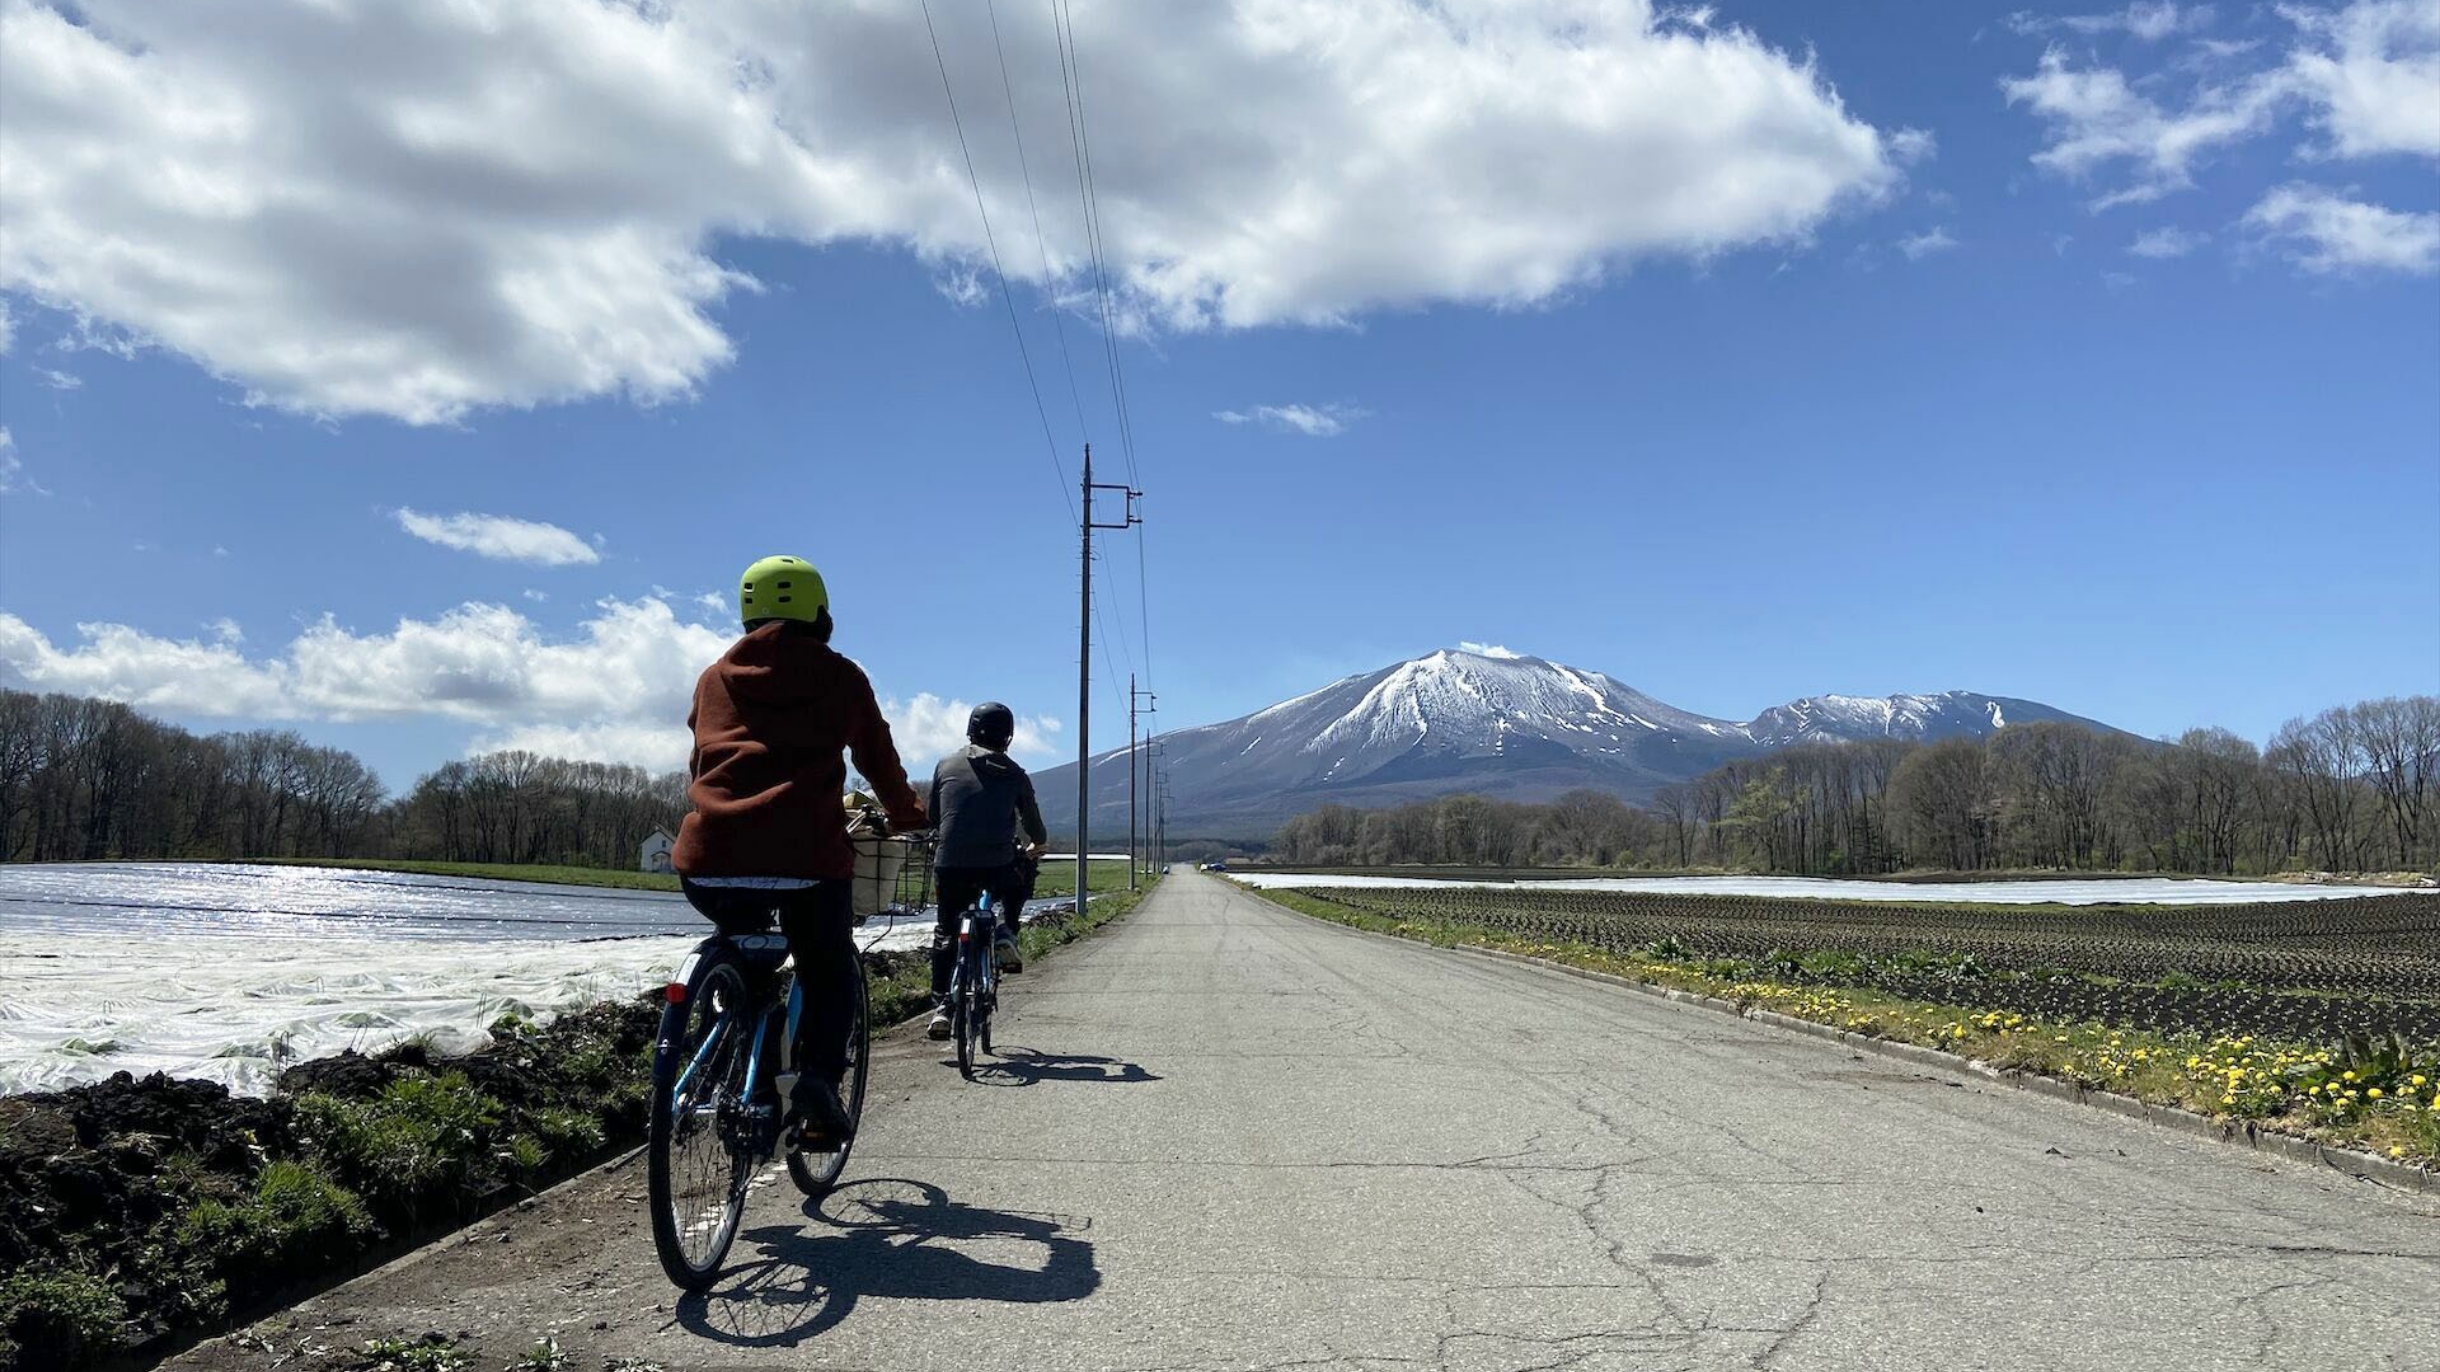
[[7, 687, 2432, 877], [0, 689, 688, 868], [1272, 695, 2439, 876]]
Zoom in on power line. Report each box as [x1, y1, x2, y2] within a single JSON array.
[[921, 0, 1075, 524], [1051, 0, 1154, 703], [1051, 0, 1142, 488], [984, 0, 1094, 447]]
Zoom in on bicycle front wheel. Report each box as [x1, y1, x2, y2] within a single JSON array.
[[787, 961, 869, 1197], [648, 948, 754, 1291]]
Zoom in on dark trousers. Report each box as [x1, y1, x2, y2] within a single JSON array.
[[931, 863, 1031, 999], [679, 879, 857, 1084]]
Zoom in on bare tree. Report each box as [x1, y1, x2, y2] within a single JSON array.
[[2354, 696, 2440, 869]]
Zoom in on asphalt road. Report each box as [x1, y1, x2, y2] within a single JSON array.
[[175, 872, 2440, 1372]]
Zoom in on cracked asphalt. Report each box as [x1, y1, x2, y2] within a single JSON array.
[[173, 872, 2440, 1372]]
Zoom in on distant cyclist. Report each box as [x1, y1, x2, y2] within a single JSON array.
[[673, 555, 926, 1144], [926, 702, 1048, 1040]]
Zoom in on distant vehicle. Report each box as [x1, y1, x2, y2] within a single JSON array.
[[1208, 860, 1229, 873]]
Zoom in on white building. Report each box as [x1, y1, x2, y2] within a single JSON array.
[[639, 827, 675, 873]]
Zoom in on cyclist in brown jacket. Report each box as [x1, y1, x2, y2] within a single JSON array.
[[674, 555, 925, 1144]]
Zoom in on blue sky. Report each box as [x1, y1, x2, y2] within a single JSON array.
[[1, 0, 2435, 790]]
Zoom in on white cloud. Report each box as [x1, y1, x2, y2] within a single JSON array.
[[2127, 225, 2209, 256], [2242, 183, 2440, 273], [2002, 48, 2279, 207], [1458, 641, 1524, 659], [0, 0, 1907, 424], [1213, 402, 1367, 437], [1897, 226, 1960, 258], [477, 692, 1060, 774], [878, 693, 1063, 770], [33, 367, 79, 390], [0, 610, 290, 715], [521, 589, 549, 603], [0, 299, 14, 354], [0, 426, 46, 497], [2005, 2, 2440, 208], [470, 721, 693, 772], [2283, 0, 2440, 159], [1888, 128, 1939, 164], [395, 509, 602, 566], [0, 598, 1062, 773], [2010, 3, 2216, 42], [695, 591, 729, 615]]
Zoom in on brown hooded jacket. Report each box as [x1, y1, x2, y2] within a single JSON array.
[[673, 622, 926, 879]]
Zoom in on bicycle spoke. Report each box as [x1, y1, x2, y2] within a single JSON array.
[[664, 973, 750, 1271]]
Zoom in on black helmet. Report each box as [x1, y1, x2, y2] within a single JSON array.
[[967, 701, 1016, 749]]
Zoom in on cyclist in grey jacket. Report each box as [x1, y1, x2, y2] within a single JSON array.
[[927, 702, 1048, 1040]]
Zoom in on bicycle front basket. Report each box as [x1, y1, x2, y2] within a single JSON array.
[[892, 837, 935, 914]]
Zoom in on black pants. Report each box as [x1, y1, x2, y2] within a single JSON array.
[[931, 862, 1032, 999], [680, 879, 857, 1084]]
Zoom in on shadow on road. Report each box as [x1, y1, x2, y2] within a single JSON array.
[[673, 1177, 1099, 1347], [968, 1045, 1163, 1088]]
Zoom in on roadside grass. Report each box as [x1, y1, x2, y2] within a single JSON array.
[[0, 1270, 125, 1370], [1250, 887, 2440, 1170], [864, 873, 1160, 1026], [1026, 858, 1136, 901]]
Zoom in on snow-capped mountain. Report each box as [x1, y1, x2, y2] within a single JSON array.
[[1743, 691, 2100, 747], [1032, 648, 2119, 837]]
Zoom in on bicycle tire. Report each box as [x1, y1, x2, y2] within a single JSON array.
[[787, 959, 869, 1197], [979, 969, 994, 1057], [954, 948, 979, 1080], [648, 947, 754, 1291]]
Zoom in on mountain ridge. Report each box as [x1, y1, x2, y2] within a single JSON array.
[[1033, 647, 2121, 838]]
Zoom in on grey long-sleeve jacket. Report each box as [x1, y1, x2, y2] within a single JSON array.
[[929, 744, 1048, 869]]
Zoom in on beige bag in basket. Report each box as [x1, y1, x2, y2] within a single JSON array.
[[849, 834, 913, 918]]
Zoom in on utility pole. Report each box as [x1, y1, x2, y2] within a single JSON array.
[[1076, 443, 1139, 920], [1155, 762, 1171, 873], [1126, 672, 1137, 891], [1128, 679, 1157, 889]]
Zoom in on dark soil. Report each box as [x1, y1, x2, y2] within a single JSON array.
[[1, 1000, 659, 1371]]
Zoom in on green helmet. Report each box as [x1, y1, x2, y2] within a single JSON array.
[[738, 555, 829, 626]]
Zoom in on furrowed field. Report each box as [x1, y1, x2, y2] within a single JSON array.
[[1263, 884, 2440, 1167]]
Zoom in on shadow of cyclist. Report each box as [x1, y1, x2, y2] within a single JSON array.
[[673, 1177, 1099, 1347], [968, 1045, 1162, 1088]]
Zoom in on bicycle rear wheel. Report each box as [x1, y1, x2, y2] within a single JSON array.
[[648, 948, 755, 1291], [954, 949, 980, 1080], [787, 960, 869, 1197]]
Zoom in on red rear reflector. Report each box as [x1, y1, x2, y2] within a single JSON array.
[[665, 982, 687, 1004]]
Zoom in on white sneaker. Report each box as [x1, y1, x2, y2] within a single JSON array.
[[926, 1007, 953, 1040], [994, 930, 1024, 973]]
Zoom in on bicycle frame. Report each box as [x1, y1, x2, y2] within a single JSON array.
[[668, 934, 799, 1152], [952, 895, 999, 1002]]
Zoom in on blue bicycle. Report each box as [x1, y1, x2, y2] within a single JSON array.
[[945, 893, 1004, 1081], [645, 847, 929, 1291]]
